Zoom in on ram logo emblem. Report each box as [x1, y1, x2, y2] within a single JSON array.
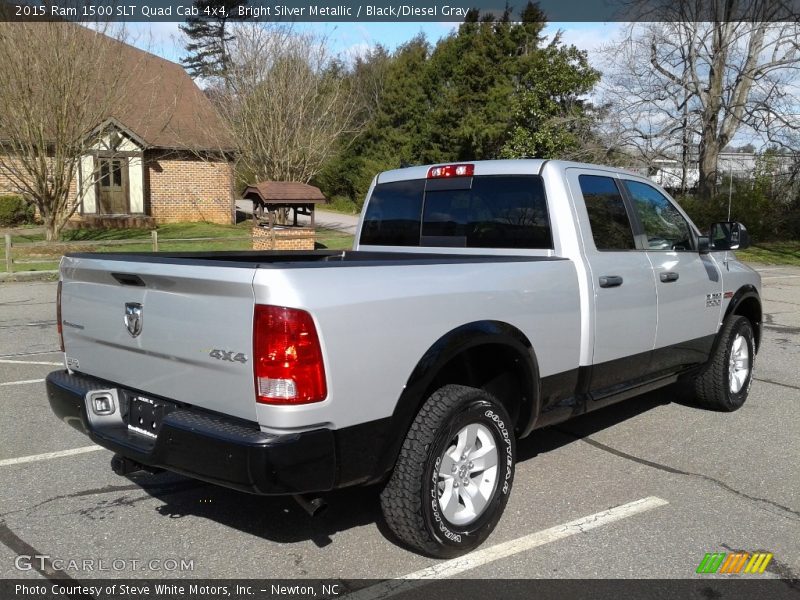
[[124, 303, 143, 338]]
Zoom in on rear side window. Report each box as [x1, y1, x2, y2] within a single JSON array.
[[578, 175, 636, 251], [360, 179, 425, 246], [360, 175, 552, 249]]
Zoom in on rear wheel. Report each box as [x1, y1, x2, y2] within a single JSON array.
[[380, 385, 515, 558], [694, 315, 755, 411]]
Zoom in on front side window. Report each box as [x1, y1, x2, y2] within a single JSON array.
[[624, 181, 694, 251], [578, 175, 636, 250]]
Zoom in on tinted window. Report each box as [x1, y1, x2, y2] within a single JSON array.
[[578, 175, 636, 250], [624, 181, 694, 251], [360, 179, 425, 246], [422, 176, 551, 249], [360, 175, 552, 249]]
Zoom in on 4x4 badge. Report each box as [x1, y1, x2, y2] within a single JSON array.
[[124, 303, 143, 337]]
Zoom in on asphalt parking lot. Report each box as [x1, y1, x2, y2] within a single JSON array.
[[0, 265, 798, 586]]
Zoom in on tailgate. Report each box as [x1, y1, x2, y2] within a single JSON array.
[[59, 255, 258, 421]]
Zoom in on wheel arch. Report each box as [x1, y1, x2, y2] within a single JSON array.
[[372, 320, 540, 482], [724, 285, 762, 351]]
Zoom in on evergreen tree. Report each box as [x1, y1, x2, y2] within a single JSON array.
[[316, 37, 431, 203], [316, 2, 600, 206], [179, 0, 248, 80], [500, 34, 598, 159]]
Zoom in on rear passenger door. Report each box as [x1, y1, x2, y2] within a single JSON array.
[[621, 179, 722, 373], [567, 170, 658, 396]]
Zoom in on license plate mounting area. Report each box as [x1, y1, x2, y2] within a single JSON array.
[[126, 395, 173, 439]]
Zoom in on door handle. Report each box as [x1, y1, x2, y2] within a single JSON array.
[[599, 275, 623, 288], [660, 271, 680, 283]]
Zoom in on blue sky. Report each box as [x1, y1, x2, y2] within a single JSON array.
[[126, 21, 622, 68]]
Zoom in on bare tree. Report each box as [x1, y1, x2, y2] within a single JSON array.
[[599, 26, 703, 187], [600, 1, 800, 199], [0, 22, 142, 240], [212, 24, 364, 185]]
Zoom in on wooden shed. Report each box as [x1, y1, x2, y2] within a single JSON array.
[[242, 181, 327, 228]]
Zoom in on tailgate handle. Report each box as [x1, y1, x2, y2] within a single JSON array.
[[599, 275, 623, 288], [112, 273, 145, 287]]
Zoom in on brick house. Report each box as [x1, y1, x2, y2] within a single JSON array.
[[0, 38, 235, 226]]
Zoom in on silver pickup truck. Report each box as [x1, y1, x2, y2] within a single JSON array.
[[47, 159, 761, 557]]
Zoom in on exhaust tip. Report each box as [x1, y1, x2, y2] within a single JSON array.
[[293, 494, 328, 517]]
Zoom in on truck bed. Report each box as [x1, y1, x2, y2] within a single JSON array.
[[59, 249, 581, 431]]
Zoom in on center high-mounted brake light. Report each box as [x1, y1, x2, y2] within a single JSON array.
[[427, 164, 474, 179], [253, 304, 327, 405]]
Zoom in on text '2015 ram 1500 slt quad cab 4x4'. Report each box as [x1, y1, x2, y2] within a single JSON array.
[[47, 160, 762, 557]]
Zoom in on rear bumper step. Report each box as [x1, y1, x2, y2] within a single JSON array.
[[46, 370, 336, 495]]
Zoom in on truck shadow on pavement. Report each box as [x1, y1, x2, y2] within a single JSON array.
[[516, 381, 696, 462], [125, 473, 381, 549], [128, 382, 695, 551]]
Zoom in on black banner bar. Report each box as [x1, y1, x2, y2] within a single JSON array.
[[2, 0, 800, 22], [2, 579, 800, 600]]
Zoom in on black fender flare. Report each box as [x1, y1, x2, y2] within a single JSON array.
[[371, 320, 540, 482], [723, 285, 762, 351]]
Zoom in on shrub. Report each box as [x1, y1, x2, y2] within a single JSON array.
[[0, 195, 35, 227], [677, 176, 800, 243], [327, 195, 361, 215]]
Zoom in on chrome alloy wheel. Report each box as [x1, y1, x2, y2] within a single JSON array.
[[729, 333, 751, 394], [436, 423, 499, 526]]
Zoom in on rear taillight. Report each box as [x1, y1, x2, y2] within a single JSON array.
[[253, 305, 327, 405], [56, 280, 64, 352], [427, 164, 474, 178]]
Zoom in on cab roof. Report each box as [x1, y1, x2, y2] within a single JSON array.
[[376, 159, 640, 184]]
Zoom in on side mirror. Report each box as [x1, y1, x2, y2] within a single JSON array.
[[710, 221, 750, 251], [697, 235, 710, 254]]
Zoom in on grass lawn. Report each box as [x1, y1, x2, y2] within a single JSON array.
[[738, 242, 800, 267], [2, 222, 354, 273], [8, 221, 255, 245]]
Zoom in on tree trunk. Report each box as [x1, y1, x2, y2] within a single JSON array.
[[698, 134, 720, 201], [680, 93, 690, 196], [44, 211, 61, 242]]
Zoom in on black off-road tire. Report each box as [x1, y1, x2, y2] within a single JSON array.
[[694, 315, 755, 412], [380, 385, 516, 558]]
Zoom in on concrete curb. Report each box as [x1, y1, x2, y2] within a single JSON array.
[[0, 270, 58, 283]]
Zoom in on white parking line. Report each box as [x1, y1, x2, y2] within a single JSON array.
[[348, 496, 669, 600], [0, 446, 103, 467], [0, 359, 62, 366], [762, 275, 800, 280], [0, 350, 60, 358], [0, 378, 45, 387]]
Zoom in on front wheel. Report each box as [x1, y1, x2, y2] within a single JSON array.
[[380, 385, 516, 558], [694, 315, 755, 411]]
